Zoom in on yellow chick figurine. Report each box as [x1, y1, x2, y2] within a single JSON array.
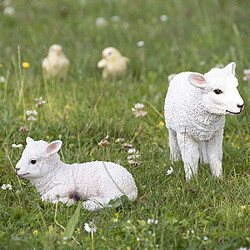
[[97, 47, 129, 79], [42, 44, 69, 80]]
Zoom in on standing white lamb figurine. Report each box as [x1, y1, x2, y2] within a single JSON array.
[[15, 137, 138, 211], [164, 62, 244, 180]]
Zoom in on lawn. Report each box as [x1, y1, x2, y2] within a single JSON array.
[[0, 0, 249, 249]]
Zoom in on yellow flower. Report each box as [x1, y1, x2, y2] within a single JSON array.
[[46, 135, 50, 139], [33, 230, 38, 236], [0, 64, 3, 68], [48, 224, 53, 233], [158, 121, 164, 127], [127, 247, 131, 250], [226, 135, 230, 139], [19, 115, 24, 120], [112, 218, 118, 223], [22, 62, 30, 69], [177, 187, 181, 190], [115, 213, 119, 217], [153, 141, 157, 145], [134, 132, 139, 136], [163, 163, 166, 166]]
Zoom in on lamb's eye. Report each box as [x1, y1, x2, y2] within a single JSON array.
[[214, 89, 223, 95], [30, 159, 36, 164]]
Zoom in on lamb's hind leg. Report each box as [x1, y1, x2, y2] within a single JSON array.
[[168, 129, 181, 162], [83, 197, 117, 211], [177, 132, 199, 180]]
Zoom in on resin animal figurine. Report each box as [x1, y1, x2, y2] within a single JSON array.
[[97, 47, 129, 79], [164, 62, 244, 180], [15, 137, 138, 211], [42, 44, 69, 80]]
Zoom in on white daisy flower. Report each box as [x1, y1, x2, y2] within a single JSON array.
[[160, 15, 168, 22], [166, 166, 173, 175], [3, 6, 15, 16], [147, 219, 158, 224], [137, 41, 145, 47], [84, 222, 97, 233], [0, 76, 5, 83], [95, 17, 107, 27], [1, 184, 12, 190], [12, 144, 23, 148]]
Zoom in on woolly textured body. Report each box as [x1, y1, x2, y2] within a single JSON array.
[[164, 72, 225, 141], [33, 161, 138, 204]]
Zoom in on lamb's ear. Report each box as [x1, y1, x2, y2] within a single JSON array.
[[223, 62, 236, 75], [188, 73, 207, 89], [45, 140, 62, 156], [26, 137, 34, 144]]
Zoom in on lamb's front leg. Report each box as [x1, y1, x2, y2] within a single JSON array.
[[206, 129, 223, 178], [177, 132, 199, 180]]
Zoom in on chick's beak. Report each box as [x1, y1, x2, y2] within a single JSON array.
[[102, 54, 106, 59]]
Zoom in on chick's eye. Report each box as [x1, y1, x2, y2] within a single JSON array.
[[213, 89, 223, 95], [108, 52, 112, 56], [30, 160, 36, 164]]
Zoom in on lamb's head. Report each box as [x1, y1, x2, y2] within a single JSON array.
[[188, 62, 244, 115], [15, 137, 62, 180]]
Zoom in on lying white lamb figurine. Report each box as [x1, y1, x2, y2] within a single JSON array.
[[15, 137, 138, 211], [164, 62, 244, 180]]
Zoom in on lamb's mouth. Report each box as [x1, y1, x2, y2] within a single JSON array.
[[226, 110, 241, 115], [18, 172, 30, 177]]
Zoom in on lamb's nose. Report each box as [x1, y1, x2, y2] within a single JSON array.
[[15, 168, 20, 174], [237, 104, 244, 111]]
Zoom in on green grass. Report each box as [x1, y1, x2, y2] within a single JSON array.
[[0, 0, 249, 249]]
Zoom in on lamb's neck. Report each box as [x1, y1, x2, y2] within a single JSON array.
[[30, 160, 67, 195]]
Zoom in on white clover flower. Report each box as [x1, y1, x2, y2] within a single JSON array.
[[168, 74, 176, 82], [203, 236, 208, 241], [3, 6, 15, 16], [122, 143, 133, 149], [243, 69, 250, 75], [147, 219, 158, 225], [84, 222, 97, 233], [160, 15, 168, 22], [12, 143, 23, 148], [111, 16, 120, 22], [127, 154, 140, 160], [128, 148, 137, 154], [26, 110, 38, 116], [27, 116, 37, 121], [96, 17, 107, 27], [1, 184, 12, 190], [134, 103, 144, 109], [0, 76, 5, 83], [132, 103, 147, 117], [133, 110, 148, 118], [115, 138, 125, 143], [200, 61, 205, 66], [243, 69, 250, 81], [128, 160, 140, 166], [137, 41, 145, 47], [35, 97, 46, 108], [166, 166, 173, 175], [215, 63, 224, 69]]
